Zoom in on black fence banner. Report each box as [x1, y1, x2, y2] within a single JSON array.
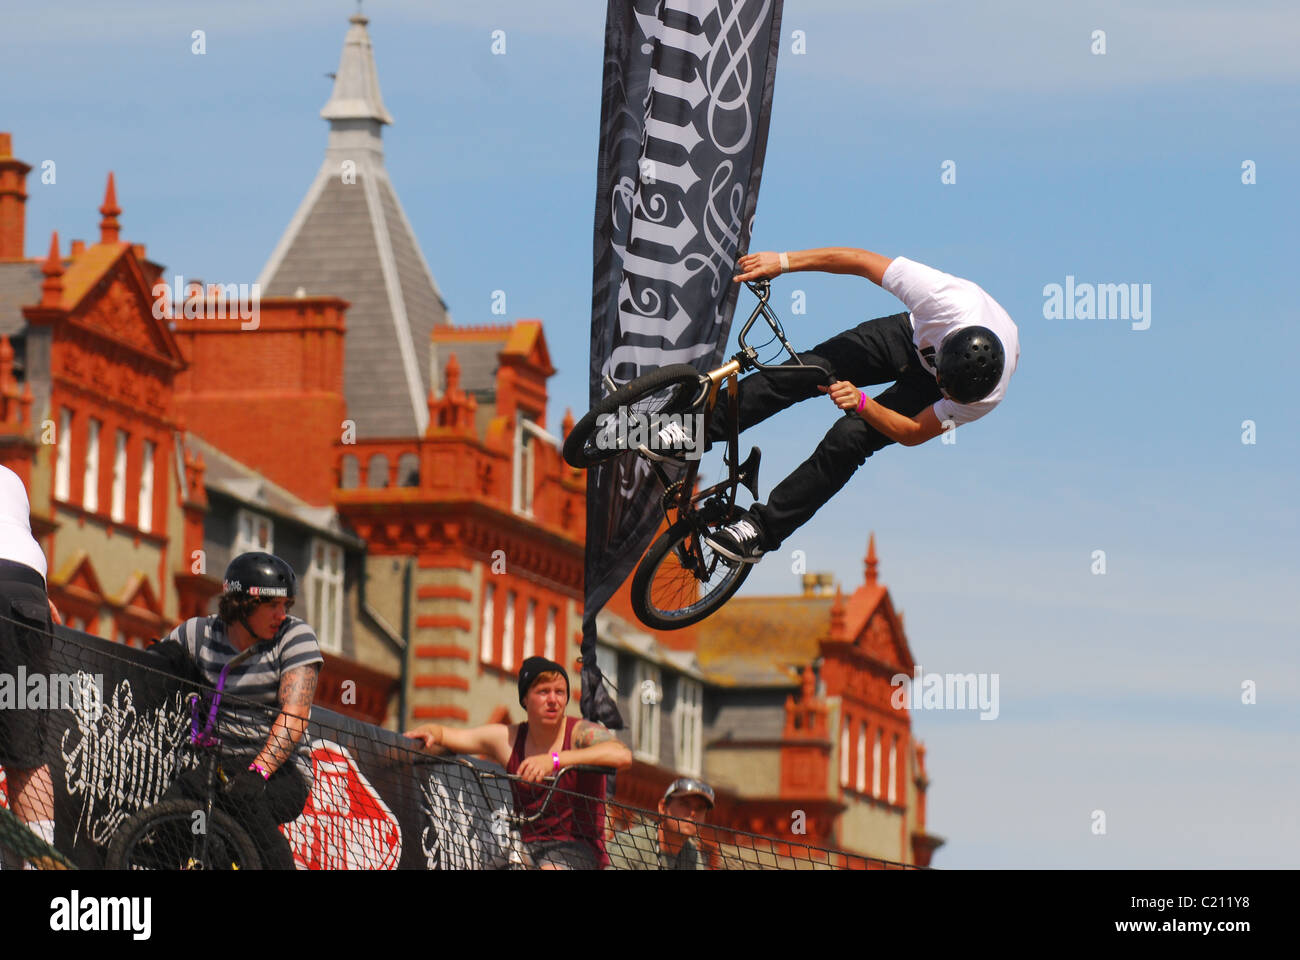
[[582, 0, 784, 724], [15, 627, 512, 869]]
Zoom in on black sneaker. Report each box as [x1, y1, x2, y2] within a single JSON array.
[[705, 514, 767, 564]]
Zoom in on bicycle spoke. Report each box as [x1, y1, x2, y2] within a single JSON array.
[[645, 528, 739, 620]]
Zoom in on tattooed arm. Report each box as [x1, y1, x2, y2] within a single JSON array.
[[557, 720, 632, 772], [253, 663, 320, 776]]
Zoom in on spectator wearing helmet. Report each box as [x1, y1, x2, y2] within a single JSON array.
[[704, 248, 1019, 563], [608, 777, 715, 870], [0, 465, 64, 869], [405, 655, 632, 869], [152, 551, 322, 869]]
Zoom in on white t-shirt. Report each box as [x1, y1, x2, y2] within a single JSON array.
[[882, 256, 1019, 428], [0, 465, 47, 579]]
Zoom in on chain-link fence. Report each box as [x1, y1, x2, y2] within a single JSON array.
[[0, 616, 920, 871]]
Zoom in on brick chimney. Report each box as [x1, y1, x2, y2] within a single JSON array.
[[0, 133, 32, 260]]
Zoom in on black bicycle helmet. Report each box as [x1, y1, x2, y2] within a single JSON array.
[[222, 552, 296, 600], [935, 326, 1005, 404]]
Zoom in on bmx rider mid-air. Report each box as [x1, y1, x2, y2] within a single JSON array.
[[700, 247, 1020, 564]]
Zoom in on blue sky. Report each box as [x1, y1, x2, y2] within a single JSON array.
[[5, 1, 1297, 868]]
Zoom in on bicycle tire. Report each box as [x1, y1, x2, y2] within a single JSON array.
[[563, 364, 707, 469], [631, 515, 753, 630], [104, 797, 263, 870]]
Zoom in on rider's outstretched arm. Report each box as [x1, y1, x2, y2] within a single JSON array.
[[734, 248, 894, 286]]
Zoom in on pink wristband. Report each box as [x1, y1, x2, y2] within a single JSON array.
[[856, 390, 867, 412], [552, 752, 560, 772], [249, 762, 270, 781]]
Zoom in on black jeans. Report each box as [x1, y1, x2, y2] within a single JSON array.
[[708, 312, 941, 548], [168, 763, 308, 869]]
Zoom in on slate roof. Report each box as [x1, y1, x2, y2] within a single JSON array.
[[696, 594, 834, 687], [257, 14, 449, 440], [0, 261, 42, 337]]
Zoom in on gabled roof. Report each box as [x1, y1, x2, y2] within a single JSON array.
[[60, 243, 185, 367], [51, 549, 106, 601], [693, 534, 917, 685], [115, 571, 163, 617], [257, 13, 449, 440]]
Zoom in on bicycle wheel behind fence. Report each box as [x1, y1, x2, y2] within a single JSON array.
[[632, 517, 752, 630], [104, 798, 263, 870], [562, 364, 706, 469]]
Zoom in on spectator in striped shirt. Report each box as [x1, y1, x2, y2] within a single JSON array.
[[156, 552, 321, 869]]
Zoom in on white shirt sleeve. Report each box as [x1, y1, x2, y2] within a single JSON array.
[[932, 395, 996, 429]]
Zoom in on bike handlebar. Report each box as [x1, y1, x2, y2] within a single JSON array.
[[737, 279, 834, 382]]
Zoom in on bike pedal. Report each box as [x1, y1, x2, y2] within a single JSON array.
[[737, 446, 761, 500]]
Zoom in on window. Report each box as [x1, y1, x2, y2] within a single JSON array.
[[872, 730, 883, 798], [138, 440, 155, 532], [512, 415, 536, 516], [366, 453, 389, 489], [543, 607, 556, 661], [523, 599, 536, 660], [55, 408, 71, 500], [480, 583, 495, 663], [306, 539, 344, 654], [856, 722, 867, 794], [888, 734, 899, 804], [83, 417, 100, 511], [233, 509, 273, 556], [632, 661, 661, 762], [674, 678, 703, 777], [839, 721, 850, 787], [110, 429, 127, 522], [502, 591, 515, 671]]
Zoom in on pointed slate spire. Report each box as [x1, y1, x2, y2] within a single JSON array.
[[321, 13, 393, 168], [258, 11, 450, 439], [99, 172, 121, 244]]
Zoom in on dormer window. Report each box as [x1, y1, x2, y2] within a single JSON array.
[[233, 508, 273, 556]]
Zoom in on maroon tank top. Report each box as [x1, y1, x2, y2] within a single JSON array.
[[507, 716, 608, 867]]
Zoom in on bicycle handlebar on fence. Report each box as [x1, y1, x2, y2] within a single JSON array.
[[411, 752, 616, 826]]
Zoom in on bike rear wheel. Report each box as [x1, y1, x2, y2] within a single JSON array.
[[563, 364, 707, 468], [105, 797, 262, 870], [631, 515, 752, 630]]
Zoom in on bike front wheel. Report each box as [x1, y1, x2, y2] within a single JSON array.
[[562, 364, 707, 469], [104, 797, 262, 870], [631, 516, 752, 630]]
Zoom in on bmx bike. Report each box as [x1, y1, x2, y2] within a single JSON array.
[[562, 279, 834, 629], [105, 650, 264, 870]]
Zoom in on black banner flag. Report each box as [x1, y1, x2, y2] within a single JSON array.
[[581, 0, 784, 725]]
